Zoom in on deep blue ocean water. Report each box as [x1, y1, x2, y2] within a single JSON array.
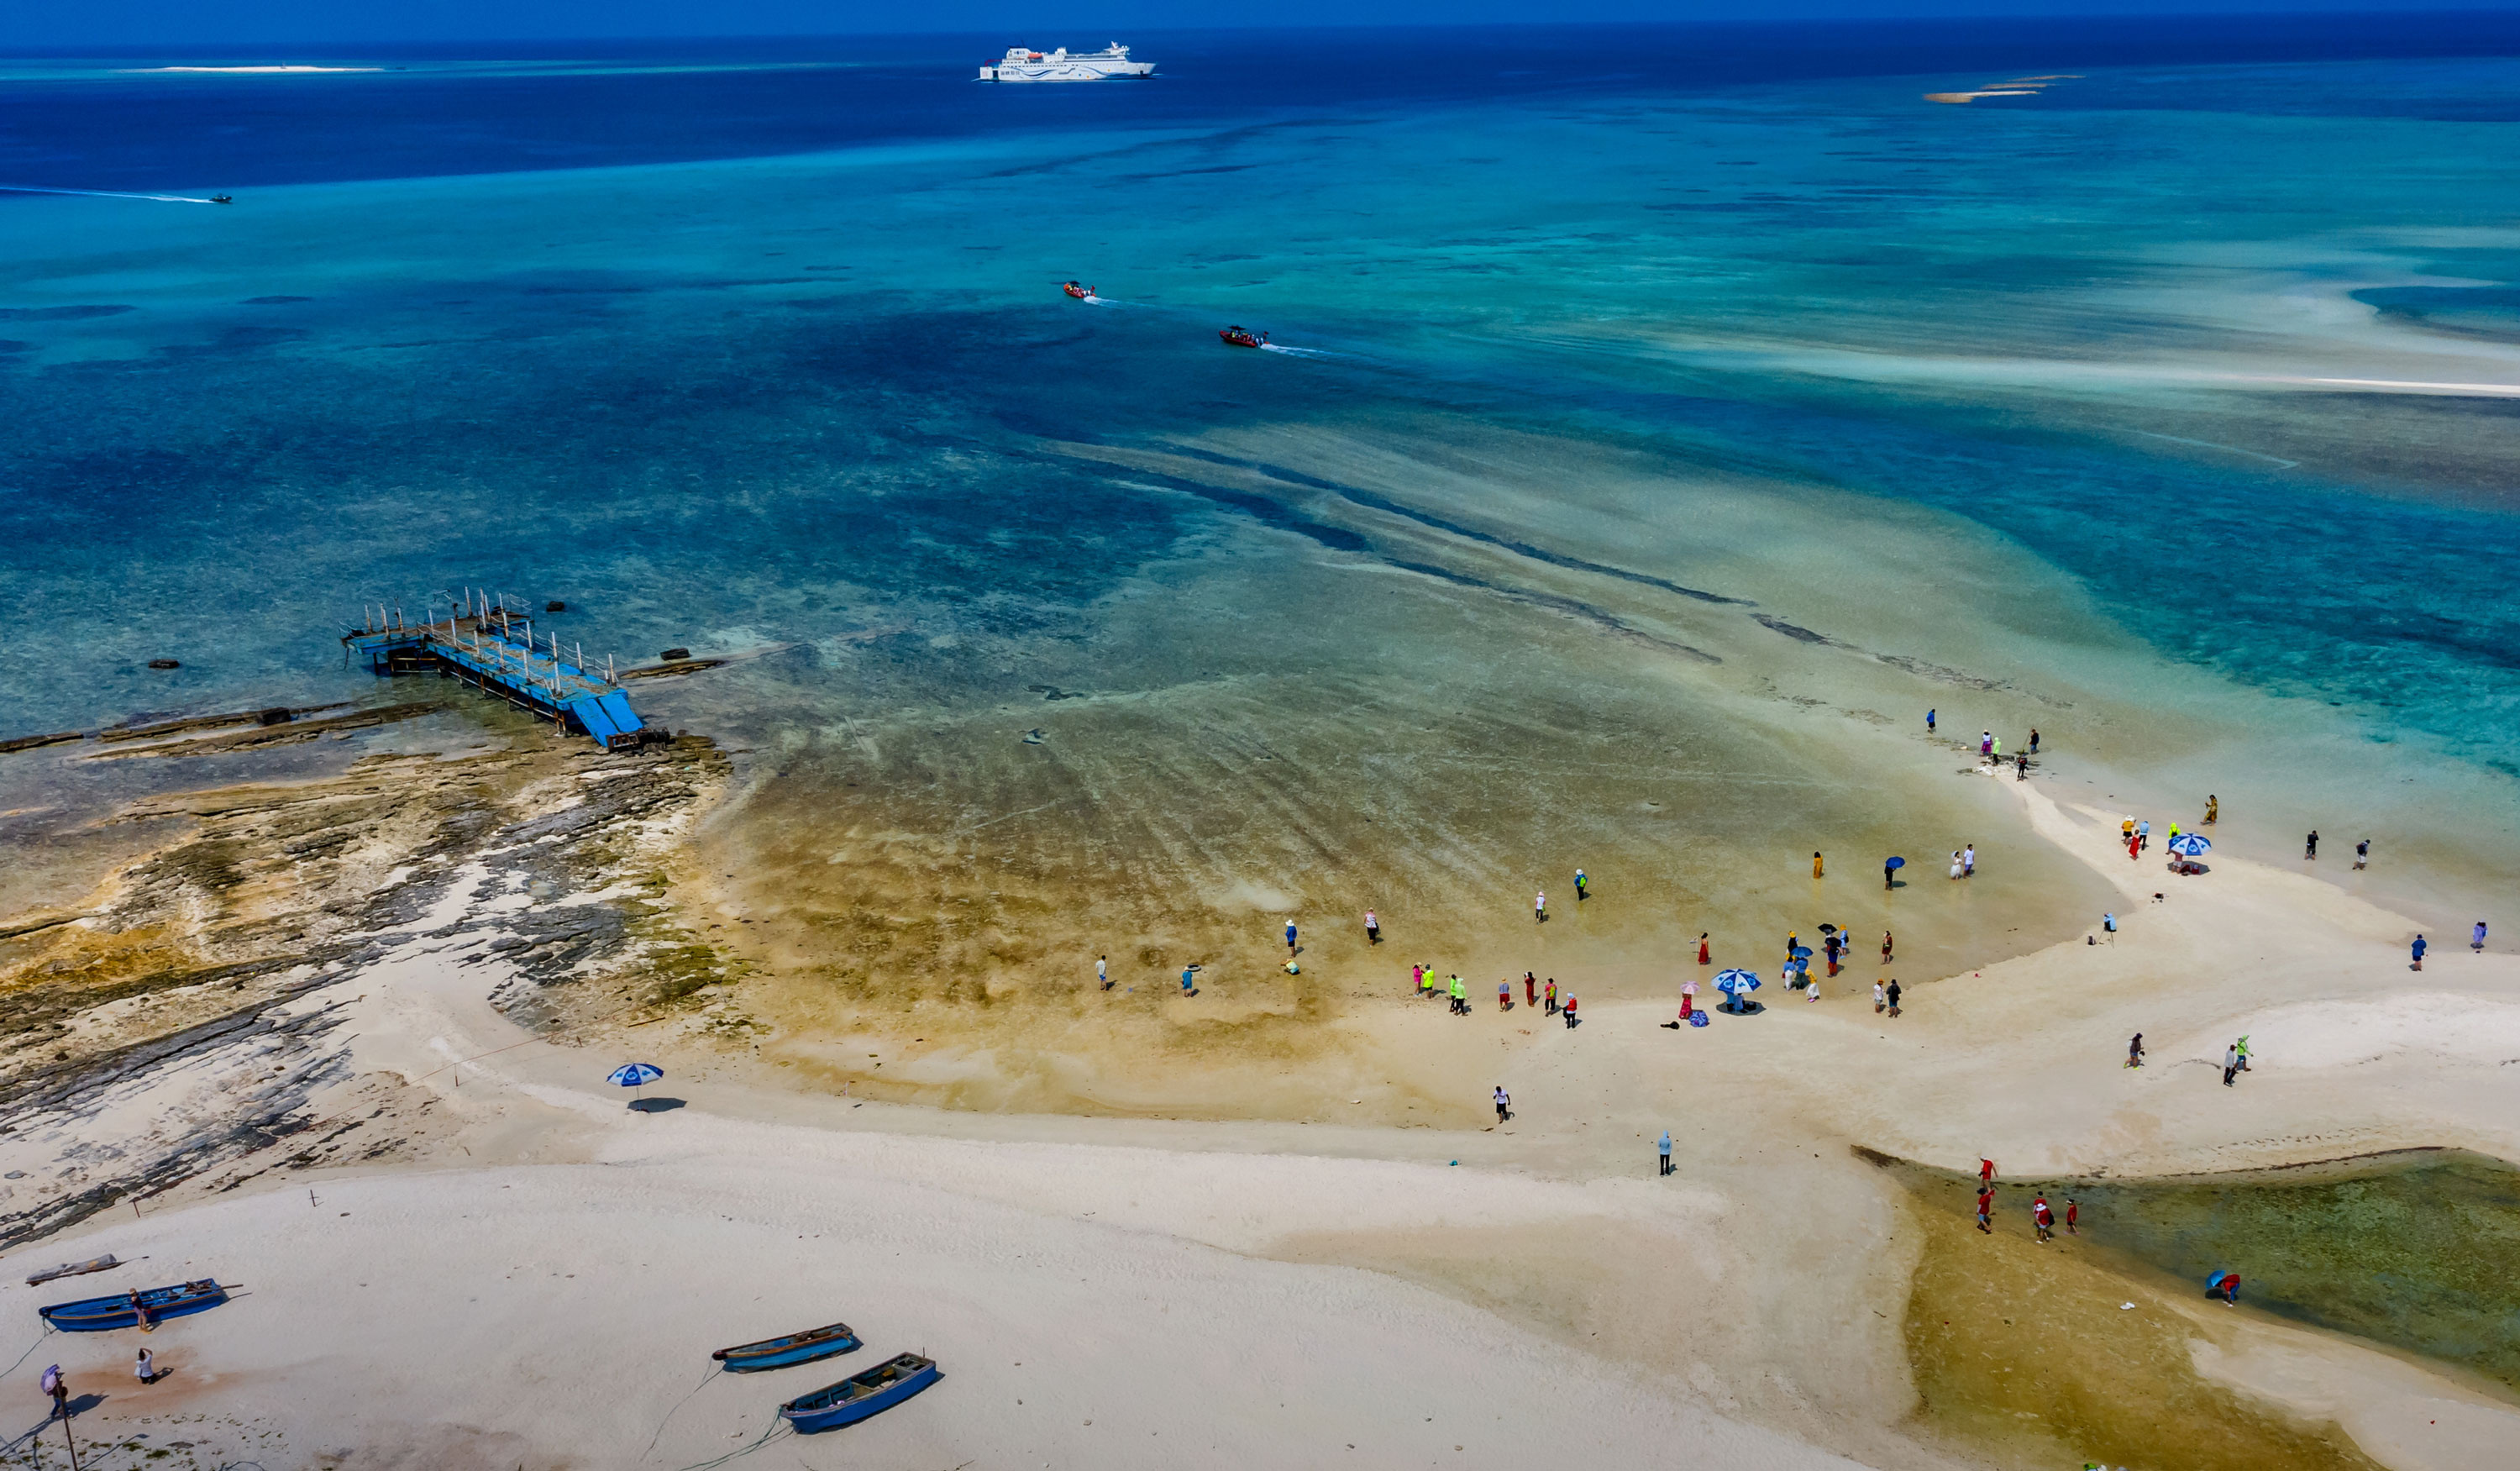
[[4, 16, 2520, 791]]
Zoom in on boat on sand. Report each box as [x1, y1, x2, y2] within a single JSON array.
[[39, 1279, 228, 1332], [711, 1320, 861, 1373], [780, 1353, 940, 1432]]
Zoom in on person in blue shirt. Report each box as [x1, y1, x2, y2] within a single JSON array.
[[1284, 920, 1297, 954], [2412, 934, 2427, 970]]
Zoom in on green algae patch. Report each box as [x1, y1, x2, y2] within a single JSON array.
[[1902, 1198, 2381, 1471]]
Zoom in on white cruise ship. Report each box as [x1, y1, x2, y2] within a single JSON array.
[[978, 45, 1155, 82]]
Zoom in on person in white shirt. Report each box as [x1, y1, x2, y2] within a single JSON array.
[[1096, 954, 1109, 990]]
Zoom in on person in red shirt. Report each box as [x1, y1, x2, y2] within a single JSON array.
[[1562, 995, 1578, 1029], [2033, 1195, 2055, 1242], [2065, 1196, 2079, 1236], [1697, 933, 1711, 965], [1524, 971, 1538, 1007], [1980, 1158, 1997, 1185], [1975, 1188, 1993, 1234]]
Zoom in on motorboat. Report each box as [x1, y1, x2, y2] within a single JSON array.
[[1063, 281, 1095, 299], [1219, 327, 1267, 348]]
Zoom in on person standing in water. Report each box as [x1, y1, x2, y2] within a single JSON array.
[[1963, 844, 1976, 878], [1883, 857, 1898, 890], [2413, 933, 2428, 970], [2064, 1196, 2079, 1235], [1535, 890, 1546, 922], [2015, 751, 2028, 780], [2475, 921, 2489, 953], [1364, 909, 1380, 944], [2033, 1194, 2055, 1242], [1927, 708, 1936, 733], [1812, 851, 1824, 880], [1574, 869, 1588, 901], [1697, 933, 1711, 965], [1980, 730, 1993, 758], [1658, 1129, 1674, 1176], [2355, 838, 2370, 869], [2028, 728, 2040, 754], [2306, 830, 2318, 859], [2204, 795, 2219, 825]]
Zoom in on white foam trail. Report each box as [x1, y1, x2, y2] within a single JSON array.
[[120, 66, 381, 74], [0, 185, 218, 203], [1260, 343, 1335, 358]]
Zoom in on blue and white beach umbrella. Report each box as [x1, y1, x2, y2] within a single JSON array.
[[2167, 833, 2212, 858], [1713, 969, 1761, 997], [608, 1062, 664, 1109]]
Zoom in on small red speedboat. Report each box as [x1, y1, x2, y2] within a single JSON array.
[[1219, 326, 1267, 348], [1063, 281, 1094, 299]]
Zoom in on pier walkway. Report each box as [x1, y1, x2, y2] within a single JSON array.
[[343, 591, 654, 749]]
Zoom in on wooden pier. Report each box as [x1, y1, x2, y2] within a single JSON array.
[[343, 591, 657, 750]]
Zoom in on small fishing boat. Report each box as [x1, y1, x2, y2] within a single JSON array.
[[1063, 281, 1095, 299], [39, 1279, 228, 1332], [24, 1253, 120, 1288], [780, 1353, 939, 1432], [1219, 326, 1267, 348], [711, 1321, 861, 1374]]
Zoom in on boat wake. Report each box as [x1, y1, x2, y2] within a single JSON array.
[[1259, 342, 1333, 357], [0, 185, 221, 203]]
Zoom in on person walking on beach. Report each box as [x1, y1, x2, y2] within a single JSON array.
[[1812, 850, 1824, 880], [1885, 979, 1901, 1017], [1881, 929, 1894, 964], [1963, 844, 1976, 878], [1365, 909, 1380, 944], [1412, 963, 1426, 997], [2355, 838, 2370, 869], [43, 1364, 69, 1419], [1980, 1158, 1998, 1185], [2475, 921, 2489, 953], [1574, 869, 1588, 901], [2412, 934, 2428, 970], [1545, 978, 1557, 1014], [2223, 1043, 2240, 1086], [1873, 979, 1886, 1014], [1535, 890, 1547, 922], [2029, 728, 2040, 754], [2305, 830, 2318, 859], [1949, 850, 1963, 880], [1450, 974, 1467, 1015], [135, 1348, 155, 1384], [1884, 856, 1898, 889], [1980, 730, 1993, 758], [1181, 965, 1197, 996], [1525, 971, 1538, 1007], [2137, 819, 2150, 852], [1499, 978, 1512, 1011], [2033, 1194, 2055, 1242], [1927, 708, 1936, 733], [1975, 1187, 1993, 1234], [2204, 795, 2218, 825], [1495, 1085, 1511, 1123], [2127, 1032, 2145, 1068], [1697, 933, 1711, 965], [2236, 1034, 2251, 1072], [2015, 751, 2028, 780], [1098, 954, 1110, 990], [1562, 994, 1578, 1029], [1284, 919, 1299, 954], [2065, 1196, 2079, 1236], [1658, 1129, 1674, 1176], [2122, 816, 2136, 843]]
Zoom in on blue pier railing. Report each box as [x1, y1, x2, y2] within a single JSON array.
[[343, 591, 657, 750]]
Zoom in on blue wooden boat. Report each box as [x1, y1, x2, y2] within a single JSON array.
[[780, 1353, 938, 1432], [39, 1279, 227, 1332], [711, 1321, 859, 1374]]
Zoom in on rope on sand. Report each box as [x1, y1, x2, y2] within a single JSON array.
[[669, 1420, 790, 1471]]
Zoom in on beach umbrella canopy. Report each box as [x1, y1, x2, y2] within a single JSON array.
[[1884, 856, 1907, 870], [1816, 923, 1838, 935], [1713, 969, 1761, 996], [2167, 833, 2212, 857], [608, 1063, 663, 1087]]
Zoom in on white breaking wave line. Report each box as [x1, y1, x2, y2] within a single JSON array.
[[0, 184, 219, 203]]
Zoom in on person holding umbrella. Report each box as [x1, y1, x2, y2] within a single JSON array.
[[1884, 855, 1903, 889], [1713, 968, 1761, 1014]]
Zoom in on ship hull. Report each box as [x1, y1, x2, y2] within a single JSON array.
[[980, 61, 1154, 81]]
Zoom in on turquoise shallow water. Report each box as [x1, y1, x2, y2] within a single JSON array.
[[3, 27, 2518, 809]]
